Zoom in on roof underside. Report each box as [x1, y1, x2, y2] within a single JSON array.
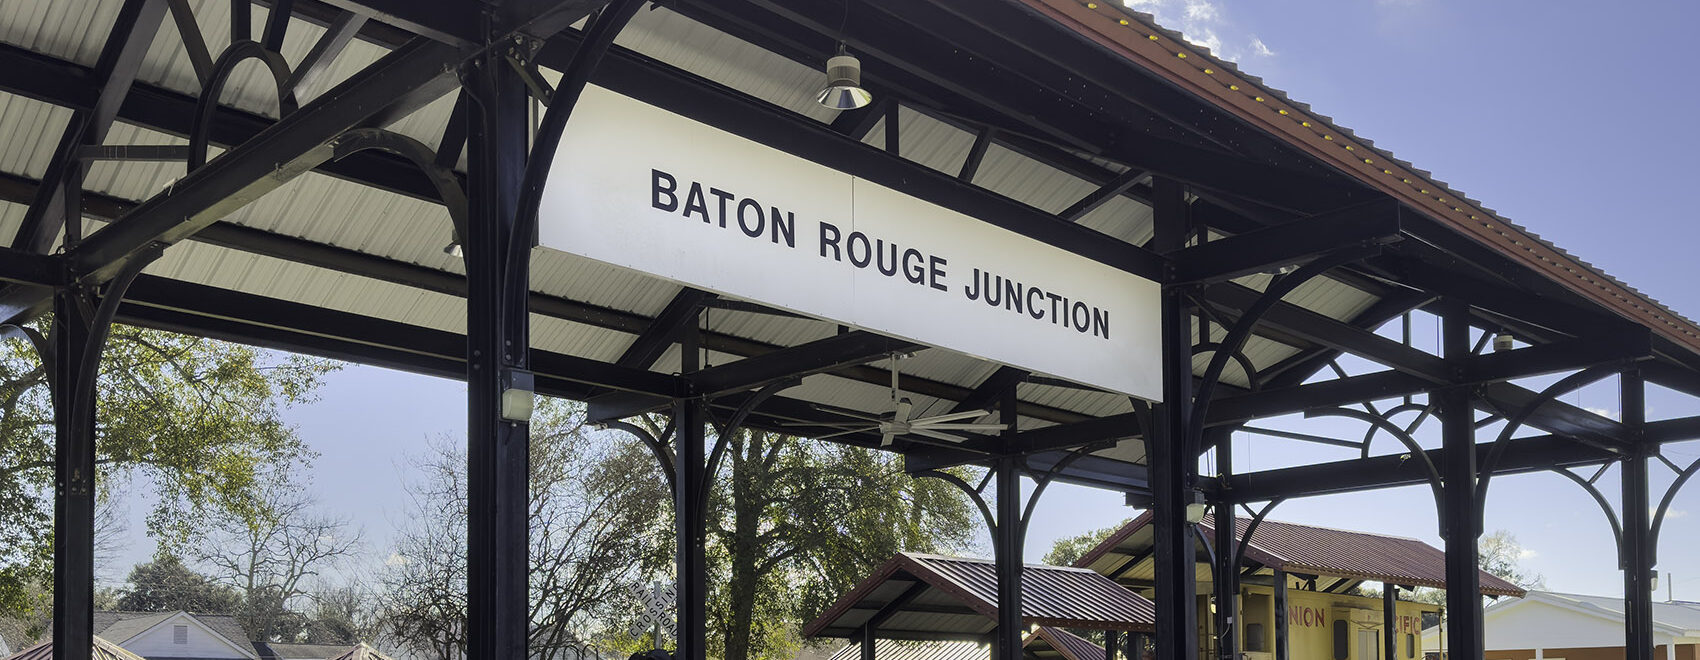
[[0, 0, 1694, 496]]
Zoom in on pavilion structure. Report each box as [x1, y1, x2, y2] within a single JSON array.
[[0, 2, 1697, 660]]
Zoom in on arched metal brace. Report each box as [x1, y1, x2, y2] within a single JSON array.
[[1474, 365, 1618, 507], [1186, 247, 1378, 457], [506, 0, 647, 318], [1017, 441, 1113, 539], [699, 378, 800, 519], [915, 468, 996, 534], [1359, 402, 1434, 459], [1651, 456, 1700, 563], [1550, 465, 1625, 567], [603, 419, 676, 493], [1192, 342, 1261, 392], [189, 40, 299, 170], [330, 128, 471, 249], [61, 242, 166, 428], [1232, 498, 1284, 573], [1307, 406, 1446, 528]]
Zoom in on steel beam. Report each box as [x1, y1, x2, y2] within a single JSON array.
[[1058, 167, 1146, 223], [1440, 306, 1483, 660], [993, 388, 1024, 660], [1150, 176, 1198, 660], [51, 291, 96, 660], [675, 326, 709, 660], [1169, 199, 1404, 285], [616, 288, 714, 369], [12, 0, 166, 253], [692, 331, 922, 399], [1622, 368, 1654, 660], [1273, 569, 1289, 660], [64, 37, 461, 285]]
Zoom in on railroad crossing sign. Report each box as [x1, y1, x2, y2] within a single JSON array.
[[630, 582, 676, 640]]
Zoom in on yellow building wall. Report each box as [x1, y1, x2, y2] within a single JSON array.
[[1233, 584, 1439, 660]]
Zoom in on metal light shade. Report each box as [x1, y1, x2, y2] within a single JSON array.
[[816, 53, 872, 110]]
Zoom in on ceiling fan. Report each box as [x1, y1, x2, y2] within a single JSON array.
[[802, 355, 1009, 446]]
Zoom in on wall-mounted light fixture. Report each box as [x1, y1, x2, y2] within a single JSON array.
[[500, 369, 536, 423]]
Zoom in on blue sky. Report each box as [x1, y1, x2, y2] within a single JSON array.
[[109, 0, 1700, 602]]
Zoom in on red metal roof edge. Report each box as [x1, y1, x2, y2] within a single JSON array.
[[1073, 514, 1525, 597], [1011, 0, 1700, 359], [800, 553, 999, 639], [1028, 627, 1108, 660]]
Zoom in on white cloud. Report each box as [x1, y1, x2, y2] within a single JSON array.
[[1661, 508, 1688, 520], [1586, 407, 1621, 421], [385, 552, 412, 567], [1517, 548, 1539, 560], [1184, 0, 1219, 22], [1250, 36, 1275, 57]]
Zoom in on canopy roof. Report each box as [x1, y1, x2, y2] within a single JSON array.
[[1074, 513, 1526, 598], [820, 627, 1104, 660], [803, 553, 1155, 640], [1024, 627, 1106, 660]]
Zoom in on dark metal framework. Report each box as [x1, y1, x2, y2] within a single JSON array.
[[2, 2, 1698, 660]]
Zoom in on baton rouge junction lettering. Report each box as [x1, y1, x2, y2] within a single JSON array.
[[651, 168, 1112, 340]]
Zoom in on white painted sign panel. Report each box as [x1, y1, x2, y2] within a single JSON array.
[[539, 85, 1161, 400]]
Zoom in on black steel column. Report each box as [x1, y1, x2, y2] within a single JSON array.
[[1383, 585, 1397, 660], [1212, 430, 1237, 660], [1622, 367, 1653, 660], [675, 324, 709, 660], [994, 385, 1024, 660], [1272, 569, 1288, 660], [1106, 629, 1121, 660], [861, 625, 876, 660], [1439, 305, 1482, 660], [51, 291, 95, 660], [1151, 176, 1198, 660], [465, 11, 531, 660]]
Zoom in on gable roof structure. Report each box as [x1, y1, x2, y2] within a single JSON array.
[[803, 553, 1155, 640], [4, 636, 149, 660], [1074, 513, 1526, 598], [91, 612, 257, 660], [824, 640, 989, 660], [1024, 627, 1105, 660], [255, 644, 356, 660]]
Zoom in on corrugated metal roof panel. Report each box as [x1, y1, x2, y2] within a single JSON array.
[[615, 6, 836, 124], [827, 639, 988, 660], [0, 91, 72, 179]]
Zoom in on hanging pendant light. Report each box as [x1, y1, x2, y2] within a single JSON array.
[[815, 42, 872, 110]]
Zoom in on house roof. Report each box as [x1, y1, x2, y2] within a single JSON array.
[[256, 644, 355, 660], [1024, 627, 1105, 660], [89, 611, 255, 660], [825, 639, 988, 660], [1074, 513, 1526, 598], [1528, 592, 1700, 635], [3, 636, 149, 660], [326, 644, 391, 660], [803, 553, 1155, 640]]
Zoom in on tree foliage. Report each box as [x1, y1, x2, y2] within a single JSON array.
[[379, 399, 672, 660], [708, 430, 979, 660], [191, 485, 363, 642], [1401, 529, 1546, 605], [0, 323, 336, 613], [1042, 519, 1132, 568], [115, 553, 243, 614]]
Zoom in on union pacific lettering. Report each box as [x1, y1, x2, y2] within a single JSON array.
[[1288, 605, 1329, 628]]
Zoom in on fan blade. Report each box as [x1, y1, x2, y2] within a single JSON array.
[[912, 409, 993, 425], [811, 426, 880, 441], [880, 430, 896, 447], [910, 428, 968, 442], [810, 405, 886, 423], [916, 423, 1008, 431]]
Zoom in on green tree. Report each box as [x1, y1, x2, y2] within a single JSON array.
[[1043, 519, 1132, 567], [115, 553, 243, 614], [710, 431, 979, 660], [0, 323, 335, 613]]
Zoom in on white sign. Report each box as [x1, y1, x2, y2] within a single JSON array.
[[540, 86, 1162, 400]]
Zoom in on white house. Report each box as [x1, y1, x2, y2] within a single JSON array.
[[1420, 591, 1700, 660]]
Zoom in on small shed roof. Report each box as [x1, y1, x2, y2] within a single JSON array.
[[1023, 627, 1105, 660], [825, 639, 987, 660], [1074, 513, 1526, 598], [4, 636, 147, 660], [804, 553, 1154, 641]]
